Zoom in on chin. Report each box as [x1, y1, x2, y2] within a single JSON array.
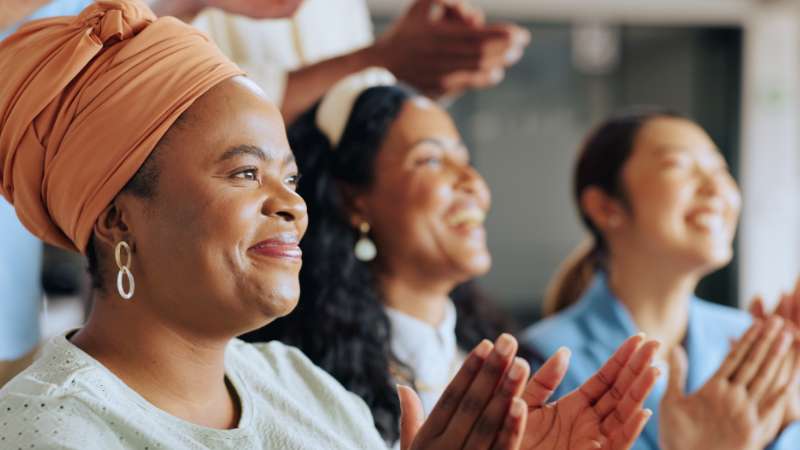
[[455, 252, 492, 280]]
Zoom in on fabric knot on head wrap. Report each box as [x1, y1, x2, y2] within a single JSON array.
[[78, 0, 153, 43], [0, 0, 243, 254]]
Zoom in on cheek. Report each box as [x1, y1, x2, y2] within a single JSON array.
[[630, 178, 692, 234]]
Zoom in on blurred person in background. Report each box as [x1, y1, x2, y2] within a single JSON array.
[[191, 0, 531, 123], [522, 109, 800, 450]]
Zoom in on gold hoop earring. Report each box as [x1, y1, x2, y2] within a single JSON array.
[[115, 241, 135, 300]]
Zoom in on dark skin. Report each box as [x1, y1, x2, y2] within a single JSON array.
[[67, 76, 535, 448], [350, 98, 662, 450], [67, 77, 657, 449]]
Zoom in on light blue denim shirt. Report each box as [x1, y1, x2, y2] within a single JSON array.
[[0, 0, 91, 360], [521, 273, 800, 450]]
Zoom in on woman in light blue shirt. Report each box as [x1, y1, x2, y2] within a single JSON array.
[[522, 108, 800, 450]]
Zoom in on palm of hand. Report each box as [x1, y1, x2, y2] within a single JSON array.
[[524, 391, 627, 450], [661, 388, 761, 450]]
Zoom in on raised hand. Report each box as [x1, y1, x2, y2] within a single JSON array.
[[520, 334, 660, 450], [401, 334, 530, 450], [372, 0, 531, 99], [659, 318, 800, 450], [750, 280, 800, 427]]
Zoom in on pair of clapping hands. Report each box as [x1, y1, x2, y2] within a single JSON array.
[[399, 333, 660, 450], [658, 280, 800, 450]]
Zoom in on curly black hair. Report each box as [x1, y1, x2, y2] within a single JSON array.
[[241, 85, 519, 443]]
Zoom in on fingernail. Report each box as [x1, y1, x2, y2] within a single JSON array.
[[636, 331, 647, 339], [489, 68, 504, 83], [510, 398, 525, 418], [475, 339, 492, 358], [508, 358, 525, 381], [644, 408, 653, 418], [504, 48, 522, 64], [557, 346, 572, 358], [513, 29, 531, 45], [496, 334, 514, 356]]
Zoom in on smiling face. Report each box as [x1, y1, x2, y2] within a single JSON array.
[[116, 77, 308, 335], [616, 117, 741, 273], [357, 98, 491, 286]]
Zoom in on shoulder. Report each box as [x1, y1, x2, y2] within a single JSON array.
[[232, 339, 369, 408], [520, 299, 595, 358], [0, 388, 123, 449]]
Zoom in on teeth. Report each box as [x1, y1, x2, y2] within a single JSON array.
[[690, 213, 725, 234], [447, 209, 486, 227]]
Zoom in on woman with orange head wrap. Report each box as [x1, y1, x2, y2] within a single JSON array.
[[0, 1, 657, 449]]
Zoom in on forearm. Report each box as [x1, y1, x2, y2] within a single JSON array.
[[281, 45, 381, 125], [147, 0, 204, 22]]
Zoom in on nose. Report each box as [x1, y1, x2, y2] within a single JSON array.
[[697, 167, 741, 210], [261, 184, 308, 224], [455, 163, 491, 208]]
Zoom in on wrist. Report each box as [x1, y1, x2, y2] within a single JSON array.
[[352, 43, 387, 72]]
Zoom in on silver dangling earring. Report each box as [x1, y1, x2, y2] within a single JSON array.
[[354, 222, 377, 262], [115, 241, 135, 300]]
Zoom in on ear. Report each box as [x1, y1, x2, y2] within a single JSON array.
[[338, 184, 372, 229], [580, 186, 627, 233], [92, 196, 136, 252]]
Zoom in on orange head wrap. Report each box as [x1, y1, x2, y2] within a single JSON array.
[[0, 0, 244, 253]]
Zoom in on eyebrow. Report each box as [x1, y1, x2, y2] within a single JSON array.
[[218, 144, 297, 167]]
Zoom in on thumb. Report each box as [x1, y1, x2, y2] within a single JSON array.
[[664, 346, 688, 402], [398, 385, 425, 450]]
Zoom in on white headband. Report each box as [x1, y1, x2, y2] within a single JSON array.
[[315, 67, 397, 148]]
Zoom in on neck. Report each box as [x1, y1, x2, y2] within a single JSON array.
[[379, 272, 455, 327], [607, 249, 702, 360], [71, 290, 240, 429]]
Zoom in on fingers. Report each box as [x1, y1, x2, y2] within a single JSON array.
[[407, 0, 439, 20], [439, 334, 519, 447], [714, 321, 764, 380], [489, 398, 527, 450], [463, 358, 530, 449], [731, 317, 785, 385], [749, 295, 766, 319], [748, 329, 793, 400], [399, 385, 425, 450], [420, 339, 493, 439], [578, 334, 643, 404], [663, 346, 689, 402], [609, 408, 653, 450], [600, 365, 660, 435], [522, 347, 570, 407], [593, 339, 659, 418]]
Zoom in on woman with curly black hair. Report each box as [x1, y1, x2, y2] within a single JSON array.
[[242, 68, 595, 445]]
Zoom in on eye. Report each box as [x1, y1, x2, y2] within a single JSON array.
[[415, 155, 442, 167], [662, 155, 691, 169], [232, 167, 259, 181], [285, 173, 302, 188]]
